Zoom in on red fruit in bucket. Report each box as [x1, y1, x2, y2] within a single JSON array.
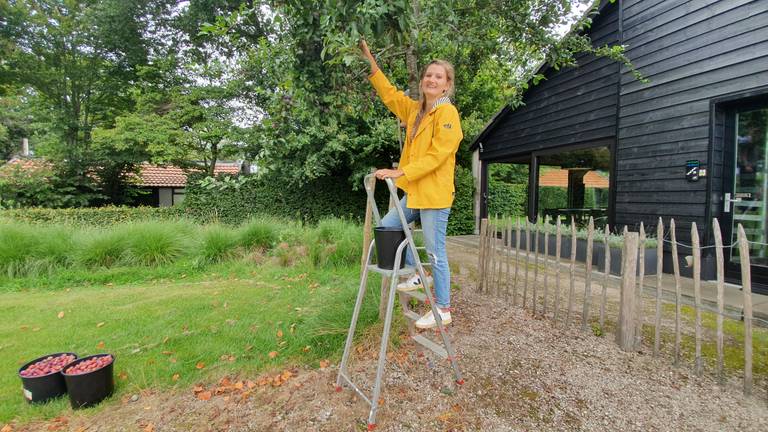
[[64, 355, 113, 375], [19, 354, 77, 377]]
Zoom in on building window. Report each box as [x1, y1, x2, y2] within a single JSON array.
[[537, 146, 611, 229], [172, 188, 186, 206]]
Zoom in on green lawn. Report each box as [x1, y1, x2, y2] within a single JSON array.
[[1, 260, 383, 424]]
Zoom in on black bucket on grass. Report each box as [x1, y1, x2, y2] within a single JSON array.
[[374, 227, 406, 270], [18, 352, 78, 404], [62, 354, 115, 409]]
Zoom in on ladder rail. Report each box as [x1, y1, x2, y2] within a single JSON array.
[[336, 240, 376, 386], [368, 240, 409, 424], [380, 177, 462, 380]]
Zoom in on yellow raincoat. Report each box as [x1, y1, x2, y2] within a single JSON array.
[[369, 69, 463, 209]]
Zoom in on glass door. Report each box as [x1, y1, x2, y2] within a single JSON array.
[[730, 108, 768, 267]]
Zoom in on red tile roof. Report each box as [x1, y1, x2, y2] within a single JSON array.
[[539, 169, 609, 188], [0, 158, 52, 176], [136, 163, 241, 187], [0, 158, 242, 187]]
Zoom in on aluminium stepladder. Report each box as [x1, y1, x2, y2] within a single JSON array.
[[335, 174, 463, 431]]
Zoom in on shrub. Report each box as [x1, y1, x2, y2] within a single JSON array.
[[181, 173, 390, 225], [488, 180, 527, 218], [447, 166, 475, 236]]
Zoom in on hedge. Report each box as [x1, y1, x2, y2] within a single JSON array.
[[0, 168, 477, 234], [538, 187, 607, 211], [488, 180, 527, 218], [446, 166, 474, 236], [182, 168, 477, 235], [0, 206, 185, 227]]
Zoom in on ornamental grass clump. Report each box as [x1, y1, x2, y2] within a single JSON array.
[[307, 218, 362, 268], [197, 224, 241, 265], [27, 225, 77, 275], [238, 217, 280, 250], [75, 227, 133, 268], [121, 222, 192, 266], [0, 223, 77, 277]]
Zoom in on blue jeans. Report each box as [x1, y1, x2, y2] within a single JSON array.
[[379, 195, 451, 308]]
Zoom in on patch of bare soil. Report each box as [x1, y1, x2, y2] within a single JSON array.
[[8, 243, 768, 432]]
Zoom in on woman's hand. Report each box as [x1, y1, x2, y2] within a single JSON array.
[[359, 38, 379, 75], [374, 168, 404, 180]]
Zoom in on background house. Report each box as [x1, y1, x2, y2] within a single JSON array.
[[0, 158, 243, 207], [132, 163, 241, 207], [471, 0, 768, 288]]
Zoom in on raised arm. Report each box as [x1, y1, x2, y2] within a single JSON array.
[[359, 39, 379, 76], [360, 39, 416, 123]]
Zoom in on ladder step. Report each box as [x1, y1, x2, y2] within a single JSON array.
[[412, 335, 448, 359], [401, 290, 427, 302], [415, 246, 426, 250], [367, 264, 416, 277], [402, 309, 421, 321]]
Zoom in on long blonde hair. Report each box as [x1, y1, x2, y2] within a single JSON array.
[[418, 60, 456, 113]]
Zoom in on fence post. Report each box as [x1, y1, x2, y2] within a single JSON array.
[[635, 222, 646, 350], [533, 221, 540, 315], [513, 219, 521, 306], [523, 220, 530, 308], [670, 218, 682, 367], [713, 217, 725, 385], [505, 218, 512, 298], [582, 217, 594, 332], [601, 224, 610, 331], [554, 218, 562, 322], [543, 216, 550, 316], [654, 218, 664, 357], [566, 217, 576, 326], [478, 218, 488, 292], [497, 218, 506, 296], [738, 224, 753, 396], [617, 231, 639, 351], [692, 222, 702, 376]]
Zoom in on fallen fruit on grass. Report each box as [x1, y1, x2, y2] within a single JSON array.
[[19, 354, 76, 377], [64, 355, 113, 375]]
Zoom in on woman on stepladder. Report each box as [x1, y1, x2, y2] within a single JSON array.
[[359, 39, 463, 329]]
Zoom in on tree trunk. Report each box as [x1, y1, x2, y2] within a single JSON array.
[[405, 45, 419, 99], [405, 0, 421, 99]]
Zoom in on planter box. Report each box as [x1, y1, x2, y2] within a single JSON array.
[[504, 230, 658, 276]]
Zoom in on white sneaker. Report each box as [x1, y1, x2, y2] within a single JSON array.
[[396, 274, 433, 292], [415, 309, 452, 329]]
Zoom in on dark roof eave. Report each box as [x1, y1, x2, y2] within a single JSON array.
[[468, 103, 515, 152]]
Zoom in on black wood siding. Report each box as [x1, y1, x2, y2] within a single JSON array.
[[479, 2, 621, 161], [615, 0, 768, 243]]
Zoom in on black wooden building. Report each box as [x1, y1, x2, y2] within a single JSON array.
[[471, 0, 768, 287]]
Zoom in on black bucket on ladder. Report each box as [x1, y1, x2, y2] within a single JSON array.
[[374, 227, 406, 270]]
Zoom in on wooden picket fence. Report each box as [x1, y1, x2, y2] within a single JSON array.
[[476, 215, 763, 399]]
